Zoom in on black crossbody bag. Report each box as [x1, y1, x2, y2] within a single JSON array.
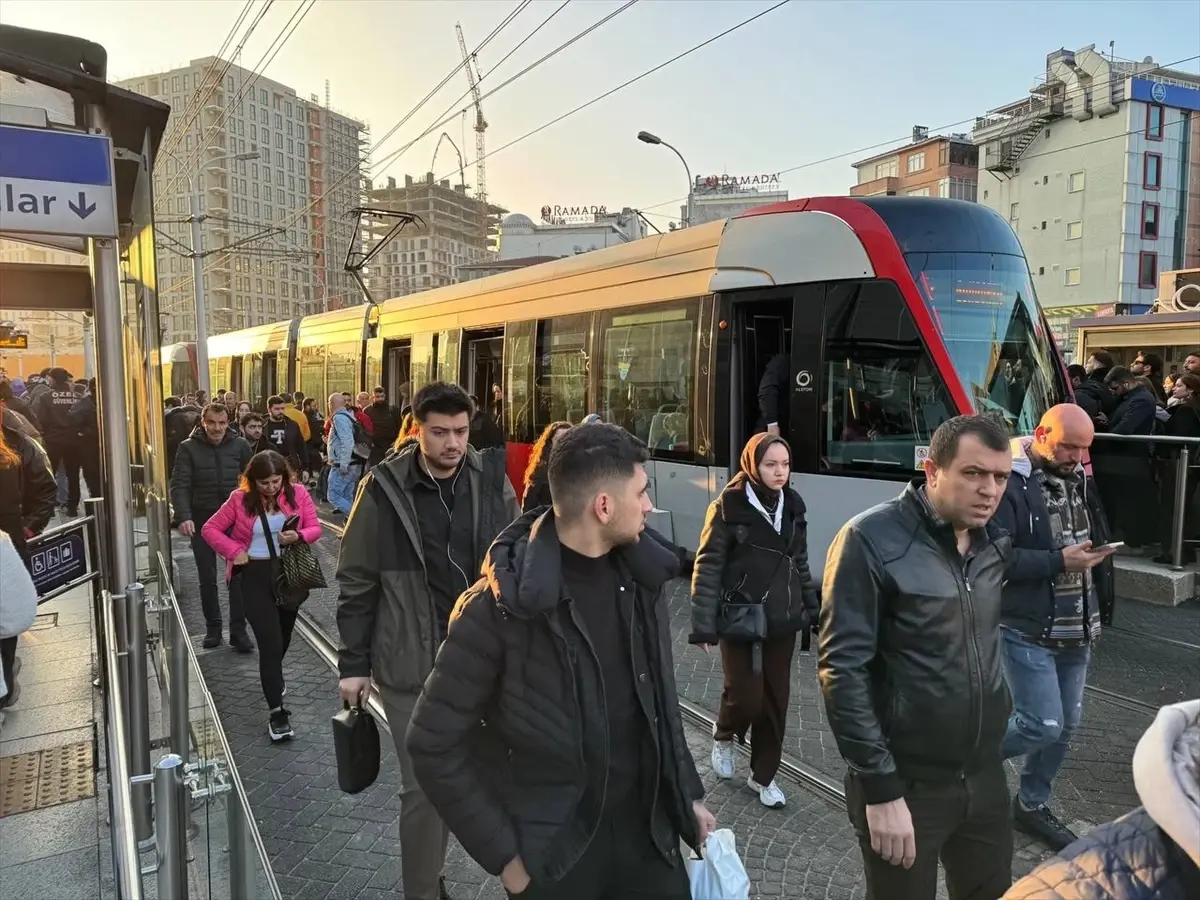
[[716, 551, 789, 675]]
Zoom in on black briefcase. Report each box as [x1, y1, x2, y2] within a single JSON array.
[[331, 702, 381, 794]]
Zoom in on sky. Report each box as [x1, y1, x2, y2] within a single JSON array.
[[2, 0, 1199, 225]]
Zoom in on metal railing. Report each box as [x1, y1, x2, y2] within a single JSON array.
[[1090, 431, 1200, 570]]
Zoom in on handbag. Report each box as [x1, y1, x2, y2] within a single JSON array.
[[331, 701, 381, 794], [257, 506, 324, 612], [716, 552, 790, 675]]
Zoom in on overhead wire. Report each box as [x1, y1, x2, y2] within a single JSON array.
[[158, 0, 546, 302], [632, 52, 1200, 215], [159, 0, 319, 204], [155, 0, 275, 176]]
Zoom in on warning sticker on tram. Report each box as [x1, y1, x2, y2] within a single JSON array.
[[914, 445, 930, 470], [29, 524, 88, 599]]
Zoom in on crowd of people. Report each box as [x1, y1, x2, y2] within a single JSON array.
[[3, 352, 1198, 898]]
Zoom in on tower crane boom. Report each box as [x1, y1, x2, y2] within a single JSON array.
[[455, 22, 488, 207]]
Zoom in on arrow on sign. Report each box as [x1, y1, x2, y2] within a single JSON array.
[[68, 191, 96, 220]]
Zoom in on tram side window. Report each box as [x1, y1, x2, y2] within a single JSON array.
[[409, 333, 437, 398], [297, 345, 326, 407], [534, 314, 592, 435], [326, 342, 359, 396], [598, 302, 697, 458], [820, 281, 956, 477], [503, 320, 536, 444]]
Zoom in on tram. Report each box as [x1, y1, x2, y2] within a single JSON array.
[[162, 196, 1067, 572]]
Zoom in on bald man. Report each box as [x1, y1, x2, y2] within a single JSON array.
[[991, 404, 1117, 851]]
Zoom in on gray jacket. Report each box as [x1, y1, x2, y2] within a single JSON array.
[[335, 442, 520, 692]]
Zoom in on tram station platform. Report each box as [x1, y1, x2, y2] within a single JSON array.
[[164, 514, 1200, 899], [0, 584, 107, 900]]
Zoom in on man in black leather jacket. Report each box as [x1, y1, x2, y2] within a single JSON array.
[[819, 414, 1015, 900], [406, 423, 714, 900]]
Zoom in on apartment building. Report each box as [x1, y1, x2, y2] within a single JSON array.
[[972, 44, 1200, 352], [688, 175, 789, 226], [498, 208, 647, 260], [851, 126, 979, 199], [364, 174, 505, 299], [117, 59, 367, 341]]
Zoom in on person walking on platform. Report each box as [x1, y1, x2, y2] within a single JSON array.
[[171, 403, 254, 652], [521, 420, 571, 512], [202, 451, 321, 742], [820, 415, 1016, 900], [33, 367, 83, 516], [0, 424, 56, 713], [263, 395, 307, 473], [69, 379, 101, 499], [689, 432, 819, 810], [406, 423, 714, 900], [364, 386, 401, 468], [0, 530, 39, 725], [325, 392, 359, 515], [993, 404, 1118, 851], [336, 381, 518, 900]]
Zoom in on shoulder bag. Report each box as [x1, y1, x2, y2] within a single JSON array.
[[716, 549, 789, 675], [257, 507, 326, 612]]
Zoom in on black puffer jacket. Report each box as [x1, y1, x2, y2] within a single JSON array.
[[1074, 371, 1115, 423], [0, 422, 57, 554], [819, 482, 1012, 804], [405, 510, 704, 883], [521, 471, 551, 513], [689, 473, 818, 644], [1003, 807, 1200, 899], [169, 427, 252, 521]]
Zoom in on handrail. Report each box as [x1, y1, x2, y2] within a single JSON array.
[[155, 551, 283, 900], [26, 515, 96, 547], [1092, 432, 1200, 445], [101, 590, 145, 900]]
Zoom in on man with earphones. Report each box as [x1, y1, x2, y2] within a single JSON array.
[[336, 380, 520, 900]]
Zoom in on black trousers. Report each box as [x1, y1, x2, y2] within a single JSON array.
[[715, 633, 796, 785], [845, 763, 1013, 900], [0, 636, 18, 706], [191, 509, 246, 633], [508, 813, 689, 900], [45, 441, 82, 510], [231, 560, 297, 709]]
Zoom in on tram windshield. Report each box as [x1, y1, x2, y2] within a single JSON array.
[[907, 251, 1065, 434]]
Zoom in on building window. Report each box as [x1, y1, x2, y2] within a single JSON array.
[[1068, 171, 1085, 192], [1066, 221, 1083, 240], [1146, 103, 1164, 140], [906, 152, 926, 174], [1141, 202, 1160, 239], [1138, 251, 1157, 288], [906, 187, 931, 197], [1009, 202, 1019, 221], [1064, 268, 1081, 286], [1144, 153, 1162, 190]]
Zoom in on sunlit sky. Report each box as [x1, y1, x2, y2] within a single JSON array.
[[3, 0, 1198, 223]]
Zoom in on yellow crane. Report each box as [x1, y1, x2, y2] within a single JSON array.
[[455, 22, 488, 207]]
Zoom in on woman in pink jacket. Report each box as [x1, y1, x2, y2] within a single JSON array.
[[202, 450, 322, 741]]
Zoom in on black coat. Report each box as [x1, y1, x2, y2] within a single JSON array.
[[1074, 372, 1116, 423], [993, 446, 1115, 637], [756, 352, 790, 434], [169, 427, 252, 521], [405, 511, 704, 883], [521, 470, 551, 513], [0, 423, 57, 552], [819, 483, 1012, 805], [689, 473, 818, 644]]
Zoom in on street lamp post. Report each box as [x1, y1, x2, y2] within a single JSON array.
[[189, 151, 257, 395], [637, 130, 693, 228]]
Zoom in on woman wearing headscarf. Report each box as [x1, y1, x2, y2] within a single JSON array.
[[688, 432, 819, 809]]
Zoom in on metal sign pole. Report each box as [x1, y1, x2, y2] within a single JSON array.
[[124, 583, 153, 844]]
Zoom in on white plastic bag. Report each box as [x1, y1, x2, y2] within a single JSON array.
[[687, 828, 751, 900]]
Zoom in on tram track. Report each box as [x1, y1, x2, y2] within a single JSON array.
[[1105, 624, 1200, 655], [312, 516, 848, 807]]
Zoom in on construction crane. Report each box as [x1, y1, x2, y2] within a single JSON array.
[[456, 22, 488, 207]]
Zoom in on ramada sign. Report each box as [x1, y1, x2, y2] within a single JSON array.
[[540, 204, 608, 225], [696, 173, 783, 193]]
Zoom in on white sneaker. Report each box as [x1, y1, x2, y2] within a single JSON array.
[[710, 740, 735, 779], [748, 776, 786, 808]]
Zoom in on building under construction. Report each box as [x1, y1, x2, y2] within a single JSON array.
[[364, 173, 505, 299]]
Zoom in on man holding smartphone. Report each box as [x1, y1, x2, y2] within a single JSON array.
[[992, 403, 1117, 851]]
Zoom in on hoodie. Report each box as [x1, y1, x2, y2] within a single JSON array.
[[1003, 698, 1200, 899]]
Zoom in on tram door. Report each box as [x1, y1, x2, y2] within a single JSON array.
[[732, 296, 792, 450], [383, 339, 412, 411], [462, 328, 504, 414]]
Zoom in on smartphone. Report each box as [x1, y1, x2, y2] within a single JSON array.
[[1094, 541, 1124, 552], [282, 515, 300, 533]]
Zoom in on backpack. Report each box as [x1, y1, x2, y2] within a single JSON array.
[[340, 409, 371, 460]]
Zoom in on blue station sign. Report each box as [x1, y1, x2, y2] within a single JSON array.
[[29, 523, 90, 600]]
